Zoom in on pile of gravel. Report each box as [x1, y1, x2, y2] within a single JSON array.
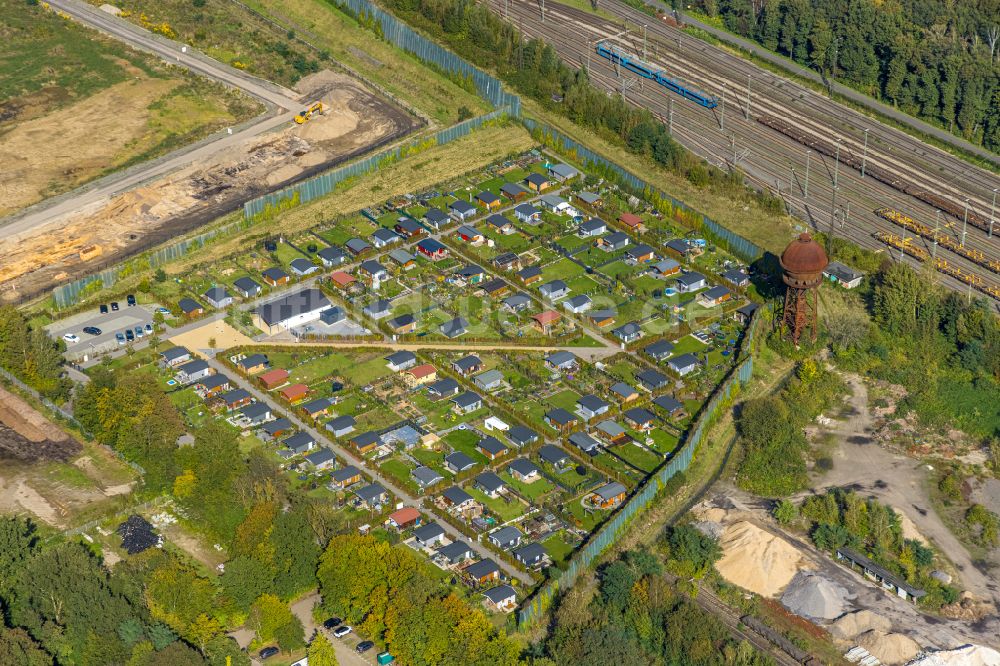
[[780, 571, 852, 620]]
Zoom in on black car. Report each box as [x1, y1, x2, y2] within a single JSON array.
[[356, 641, 375, 654], [323, 617, 342, 630], [82, 326, 102, 336], [99, 304, 108, 314], [259, 646, 279, 660], [126, 294, 136, 306], [124, 329, 134, 342], [110, 302, 119, 311]]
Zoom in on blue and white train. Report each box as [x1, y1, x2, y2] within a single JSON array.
[[594, 41, 718, 109]]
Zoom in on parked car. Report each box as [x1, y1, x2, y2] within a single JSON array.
[[356, 641, 375, 654], [62, 333, 79, 344], [134, 326, 144, 338], [115, 333, 126, 344], [83, 326, 102, 336], [322, 618, 342, 630], [99, 304, 109, 314], [333, 625, 352, 638], [259, 646, 279, 660], [155, 307, 171, 315], [124, 329, 134, 342], [126, 294, 136, 306], [144, 323, 153, 334], [110, 302, 119, 311]]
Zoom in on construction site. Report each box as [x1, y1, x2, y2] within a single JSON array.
[[0, 70, 422, 303]]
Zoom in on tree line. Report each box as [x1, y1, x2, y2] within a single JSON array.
[[693, 0, 1000, 152], [0, 306, 71, 402]]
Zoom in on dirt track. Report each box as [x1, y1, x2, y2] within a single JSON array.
[[0, 70, 421, 303]]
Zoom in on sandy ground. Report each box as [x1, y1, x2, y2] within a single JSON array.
[[1, 70, 420, 302], [168, 319, 254, 356], [0, 75, 178, 216], [697, 490, 1000, 652], [810, 374, 1000, 606]]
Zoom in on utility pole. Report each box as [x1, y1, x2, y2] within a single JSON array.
[[731, 134, 737, 166], [861, 128, 869, 178], [830, 185, 839, 234], [642, 24, 647, 60], [540, 0, 545, 22], [745, 73, 751, 120], [833, 139, 841, 188], [961, 199, 970, 247], [933, 210, 940, 258], [990, 188, 997, 238], [804, 150, 810, 199], [668, 97, 674, 136], [843, 201, 850, 228], [720, 88, 725, 132]]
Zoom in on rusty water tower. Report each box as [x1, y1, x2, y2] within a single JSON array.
[[780, 233, 828, 344]]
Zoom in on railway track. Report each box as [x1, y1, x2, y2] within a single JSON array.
[[489, 0, 1000, 307]]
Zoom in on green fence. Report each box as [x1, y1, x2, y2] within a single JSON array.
[[522, 119, 765, 263], [517, 307, 764, 627], [242, 108, 510, 218]]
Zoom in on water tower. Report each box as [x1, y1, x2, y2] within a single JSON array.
[[780, 233, 828, 344]]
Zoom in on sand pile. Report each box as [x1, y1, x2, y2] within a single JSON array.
[[906, 644, 1000, 665], [857, 631, 921, 665], [892, 506, 926, 544], [715, 521, 811, 597], [781, 571, 852, 619], [830, 609, 892, 640]]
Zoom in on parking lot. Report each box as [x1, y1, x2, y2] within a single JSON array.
[[46, 301, 161, 361]]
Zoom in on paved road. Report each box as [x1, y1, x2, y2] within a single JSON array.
[[667, 8, 1000, 168], [0, 0, 303, 241], [205, 355, 535, 585]]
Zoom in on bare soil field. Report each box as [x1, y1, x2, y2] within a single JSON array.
[[0, 70, 421, 302], [0, 384, 136, 527]]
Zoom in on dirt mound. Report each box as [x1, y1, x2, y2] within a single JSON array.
[[0, 385, 80, 461], [906, 644, 1000, 665], [716, 521, 812, 597], [892, 506, 926, 544], [781, 571, 852, 619], [857, 630, 921, 665], [829, 610, 892, 640]]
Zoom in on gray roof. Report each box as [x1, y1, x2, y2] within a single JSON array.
[[257, 288, 330, 326], [440, 317, 469, 337], [178, 297, 202, 313], [428, 377, 460, 395], [219, 387, 248, 402], [345, 238, 371, 253], [514, 542, 547, 563], [602, 231, 630, 246], [546, 350, 577, 367], [500, 182, 527, 196], [177, 359, 208, 375], [614, 322, 643, 339], [475, 471, 506, 493], [548, 163, 579, 179], [596, 420, 626, 438], [445, 451, 476, 471], [653, 258, 680, 273], [162, 346, 190, 362], [539, 194, 567, 208], [359, 259, 387, 275], [412, 466, 444, 486], [454, 354, 482, 372], [507, 458, 540, 477], [413, 521, 446, 542], [262, 267, 288, 281], [610, 382, 637, 398], [568, 431, 600, 452], [241, 403, 270, 419], [200, 374, 230, 390], [424, 207, 448, 222], [624, 407, 657, 425], [386, 350, 417, 366], [489, 525, 522, 545], [625, 243, 656, 258], [507, 426, 539, 446], [566, 295, 592, 309], [237, 353, 268, 369], [388, 248, 415, 264], [372, 227, 400, 243], [576, 191, 602, 204], [331, 465, 362, 483], [595, 481, 627, 501], [637, 368, 669, 387], [466, 558, 500, 579], [442, 486, 474, 505], [579, 218, 606, 234], [305, 448, 336, 466], [538, 445, 568, 465], [514, 203, 540, 217], [474, 369, 504, 387], [722, 268, 750, 284], [284, 431, 315, 452], [645, 339, 675, 359], [317, 246, 346, 263], [667, 353, 700, 371], [577, 394, 609, 412], [326, 415, 356, 431], [439, 540, 472, 562], [518, 265, 542, 280], [477, 436, 507, 456], [261, 417, 292, 435], [354, 482, 387, 503], [451, 391, 482, 409], [483, 584, 516, 604], [450, 199, 477, 215], [702, 285, 731, 300], [204, 286, 231, 302], [666, 239, 691, 254], [539, 279, 568, 295], [653, 395, 684, 413], [676, 271, 707, 287], [301, 397, 334, 414], [503, 293, 531, 310], [290, 258, 317, 274], [545, 408, 576, 425], [233, 276, 261, 293], [363, 299, 391, 315]]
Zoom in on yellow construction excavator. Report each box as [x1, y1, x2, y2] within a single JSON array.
[[294, 102, 324, 124]]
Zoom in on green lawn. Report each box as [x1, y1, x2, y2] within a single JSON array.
[[564, 496, 607, 531], [669, 335, 710, 357], [466, 486, 525, 523], [379, 458, 419, 495], [542, 532, 578, 566], [613, 442, 663, 473], [545, 388, 581, 413], [443, 429, 488, 465], [501, 471, 556, 502]]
